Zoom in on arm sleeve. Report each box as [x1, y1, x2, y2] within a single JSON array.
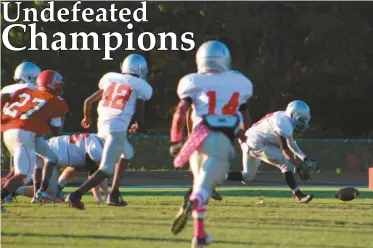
[[138, 81, 153, 101], [98, 73, 109, 90], [177, 76, 197, 100]]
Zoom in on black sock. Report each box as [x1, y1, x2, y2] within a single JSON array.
[[283, 172, 298, 190], [1, 188, 10, 200], [33, 168, 42, 193], [226, 172, 244, 181]]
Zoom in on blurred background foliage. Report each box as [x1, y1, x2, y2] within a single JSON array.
[[2, 1, 373, 138]]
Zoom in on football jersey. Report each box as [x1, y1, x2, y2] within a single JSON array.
[[1, 88, 69, 136], [97, 72, 153, 133], [245, 111, 294, 148], [46, 133, 104, 167], [177, 70, 253, 128]]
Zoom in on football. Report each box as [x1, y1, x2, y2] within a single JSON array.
[[335, 187, 360, 201]]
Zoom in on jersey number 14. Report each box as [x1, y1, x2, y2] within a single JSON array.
[[207, 91, 240, 115], [102, 82, 133, 110]]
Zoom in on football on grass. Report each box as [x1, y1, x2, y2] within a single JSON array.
[[335, 187, 360, 201]]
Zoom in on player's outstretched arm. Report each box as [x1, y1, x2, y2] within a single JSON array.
[[81, 90, 103, 129], [286, 137, 319, 172]]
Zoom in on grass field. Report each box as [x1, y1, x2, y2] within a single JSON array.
[[2, 187, 373, 248]]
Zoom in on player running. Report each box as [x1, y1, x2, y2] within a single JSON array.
[[238, 100, 319, 203], [65, 54, 153, 210], [1, 70, 68, 208], [1, 63, 65, 204], [169, 40, 253, 247]]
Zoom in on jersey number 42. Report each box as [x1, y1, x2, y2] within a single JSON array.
[[102, 82, 133, 110]]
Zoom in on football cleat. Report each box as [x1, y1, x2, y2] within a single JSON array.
[[191, 234, 213, 248], [211, 190, 223, 201], [171, 200, 194, 235], [65, 193, 85, 210], [106, 191, 127, 207], [296, 194, 314, 204], [35, 190, 54, 202], [4, 193, 17, 203]]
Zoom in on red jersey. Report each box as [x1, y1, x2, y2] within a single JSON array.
[[1, 88, 69, 136]]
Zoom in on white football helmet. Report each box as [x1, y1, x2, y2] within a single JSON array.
[[196, 40, 231, 73], [13, 62, 41, 85], [120, 54, 148, 80], [285, 100, 311, 132]]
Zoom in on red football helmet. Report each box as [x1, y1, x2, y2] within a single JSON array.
[[36, 70, 64, 95]]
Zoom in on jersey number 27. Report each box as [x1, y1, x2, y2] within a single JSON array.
[[3, 93, 47, 120], [102, 82, 133, 110]]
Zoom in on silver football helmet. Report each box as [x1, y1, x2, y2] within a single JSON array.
[[285, 100, 311, 132], [120, 54, 148, 80], [196, 40, 231, 73], [13, 62, 41, 85]]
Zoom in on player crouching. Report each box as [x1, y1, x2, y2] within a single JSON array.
[[239, 100, 319, 203]]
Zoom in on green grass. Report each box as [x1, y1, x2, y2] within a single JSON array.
[[2, 187, 373, 248]]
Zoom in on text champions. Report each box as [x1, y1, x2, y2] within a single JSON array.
[[2, 1, 195, 60]]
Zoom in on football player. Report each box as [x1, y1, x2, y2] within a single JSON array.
[[169, 40, 253, 247], [1, 62, 64, 204], [12, 133, 109, 204], [237, 100, 319, 203], [66, 54, 153, 210], [1, 70, 68, 207]]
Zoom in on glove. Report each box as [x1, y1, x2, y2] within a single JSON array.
[[169, 141, 183, 157], [296, 166, 311, 181], [304, 157, 319, 171]]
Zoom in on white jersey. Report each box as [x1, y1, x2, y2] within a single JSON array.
[[45, 133, 104, 167], [97, 72, 153, 133], [1, 83, 36, 95], [177, 70, 253, 128], [246, 111, 294, 148]]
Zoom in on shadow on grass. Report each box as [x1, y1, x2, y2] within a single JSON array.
[[62, 189, 373, 199], [1, 232, 369, 248]]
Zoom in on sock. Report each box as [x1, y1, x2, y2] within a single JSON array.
[[283, 171, 298, 190], [58, 178, 67, 189], [1, 188, 10, 200], [189, 188, 209, 209], [283, 172, 304, 197], [226, 171, 244, 181], [194, 218, 206, 238], [33, 168, 42, 193], [15, 186, 24, 196]]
